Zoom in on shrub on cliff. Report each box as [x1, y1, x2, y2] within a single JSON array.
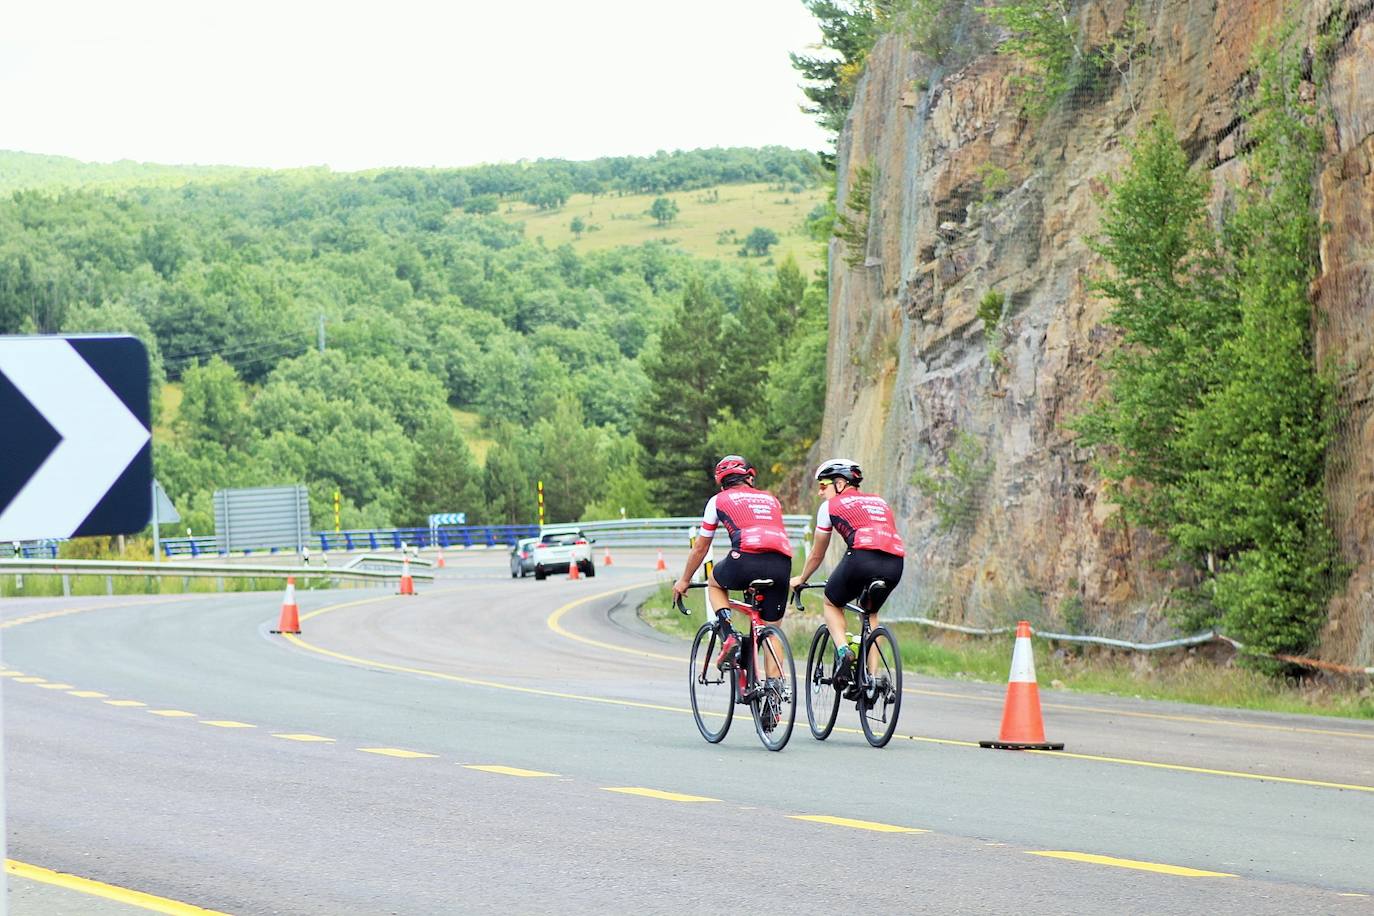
[[1077, 23, 1342, 661]]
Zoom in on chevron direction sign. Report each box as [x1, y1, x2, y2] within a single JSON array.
[[0, 335, 152, 541]]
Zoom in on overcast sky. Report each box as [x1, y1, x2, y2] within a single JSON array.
[[1, 0, 831, 171]]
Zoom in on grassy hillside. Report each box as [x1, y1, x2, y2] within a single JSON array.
[[503, 182, 829, 276], [0, 150, 270, 193]]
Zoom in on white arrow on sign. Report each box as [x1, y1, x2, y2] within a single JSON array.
[[0, 339, 151, 538]]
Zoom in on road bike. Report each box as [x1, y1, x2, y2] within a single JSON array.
[[676, 579, 796, 751], [794, 580, 902, 748]]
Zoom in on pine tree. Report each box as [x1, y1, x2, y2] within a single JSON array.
[[637, 278, 726, 515]]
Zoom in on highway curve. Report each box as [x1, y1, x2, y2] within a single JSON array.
[[3, 548, 1372, 914]]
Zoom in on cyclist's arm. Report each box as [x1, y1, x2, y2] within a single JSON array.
[[791, 527, 832, 588], [672, 530, 714, 599]]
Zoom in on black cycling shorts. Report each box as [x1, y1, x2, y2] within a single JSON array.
[[824, 549, 904, 612], [710, 550, 793, 622]]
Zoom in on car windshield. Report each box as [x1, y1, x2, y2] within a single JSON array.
[[542, 534, 579, 546]]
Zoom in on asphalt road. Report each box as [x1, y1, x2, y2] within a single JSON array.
[[3, 549, 1372, 914]]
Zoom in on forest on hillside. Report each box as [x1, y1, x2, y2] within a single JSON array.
[[0, 147, 831, 535]]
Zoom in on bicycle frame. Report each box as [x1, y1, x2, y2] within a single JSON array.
[[684, 582, 775, 701], [797, 581, 886, 695]]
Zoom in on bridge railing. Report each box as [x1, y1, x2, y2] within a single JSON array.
[[155, 516, 813, 558]]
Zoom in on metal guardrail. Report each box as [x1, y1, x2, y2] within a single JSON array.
[[0, 558, 434, 597], [879, 615, 1374, 676], [156, 516, 814, 558]]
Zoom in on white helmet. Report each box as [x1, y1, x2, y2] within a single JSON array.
[[814, 458, 862, 484]]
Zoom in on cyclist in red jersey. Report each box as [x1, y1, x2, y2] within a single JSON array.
[[790, 458, 904, 687], [673, 456, 794, 671]]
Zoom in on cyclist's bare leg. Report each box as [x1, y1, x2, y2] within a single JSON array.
[[823, 598, 848, 655], [865, 611, 880, 677], [705, 569, 730, 628]]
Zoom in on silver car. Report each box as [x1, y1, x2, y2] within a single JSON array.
[[530, 529, 594, 580], [510, 537, 539, 578]]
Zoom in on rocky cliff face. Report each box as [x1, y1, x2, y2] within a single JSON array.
[[822, 0, 1374, 663]]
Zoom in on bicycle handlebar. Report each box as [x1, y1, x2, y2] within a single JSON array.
[[791, 581, 825, 610], [673, 581, 708, 616]]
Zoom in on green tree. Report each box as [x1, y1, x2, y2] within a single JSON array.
[[637, 278, 726, 514], [742, 227, 780, 256], [1075, 117, 1234, 534], [465, 194, 499, 214], [649, 197, 679, 226], [978, 0, 1081, 115], [569, 216, 586, 238], [398, 413, 484, 526], [174, 356, 252, 452], [482, 436, 532, 524], [580, 435, 661, 521]]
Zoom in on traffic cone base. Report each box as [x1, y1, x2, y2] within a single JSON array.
[[980, 620, 1064, 751], [271, 576, 301, 634]]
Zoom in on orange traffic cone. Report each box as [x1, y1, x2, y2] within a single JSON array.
[[271, 576, 301, 634], [603, 547, 613, 566], [436, 549, 446, 569], [655, 550, 667, 572], [980, 621, 1064, 750], [399, 556, 416, 596], [568, 557, 581, 580]]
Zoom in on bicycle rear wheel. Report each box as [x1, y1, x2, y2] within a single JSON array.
[[689, 623, 734, 743], [805, 625, 841, 740], [750, 625, 796, 751], [858, 626, 902, 748]]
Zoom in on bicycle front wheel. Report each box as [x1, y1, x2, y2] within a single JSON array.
[[858, 626, 903, 748], [751, 625, 796, 751], [689, 623, 734, 743], [805, 625, 841, 740]]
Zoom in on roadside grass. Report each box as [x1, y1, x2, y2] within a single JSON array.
[[639, 588, 1374, 720], [0, 572, 336, 599], [499, 182, 828, 277]]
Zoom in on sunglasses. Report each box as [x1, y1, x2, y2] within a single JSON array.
[[818, 479, 836, 488]]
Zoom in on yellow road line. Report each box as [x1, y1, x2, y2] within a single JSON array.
[[200, 720, 254, 729], [0, 670, 26, 677], [104, 700, 146, 707], [1023, 748, 1374, 793], [272, 733, 335, 742], [909, 685, 1374, 742], [149, 710, 197, 718], [1027, 850, 1237, 877], [6, 858, 230, 914], [789, 815, 926, 833], [359, 747, 437, 758], [603, 787, 718, 803], [14, 676, 46, 683], [67, 690, 106, 698], [463, 764, 559, 778], [36, 682, 74, 689], [0, 596, 189, 631], [545, 581, 683, 662], [291, 591, 1374, 794]]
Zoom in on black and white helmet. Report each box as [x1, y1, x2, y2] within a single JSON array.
[[814, 458, 863, 484]]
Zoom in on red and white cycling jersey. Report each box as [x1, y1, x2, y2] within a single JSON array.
[[700, 486, 794, 556], [816, 491, 905, 557]]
